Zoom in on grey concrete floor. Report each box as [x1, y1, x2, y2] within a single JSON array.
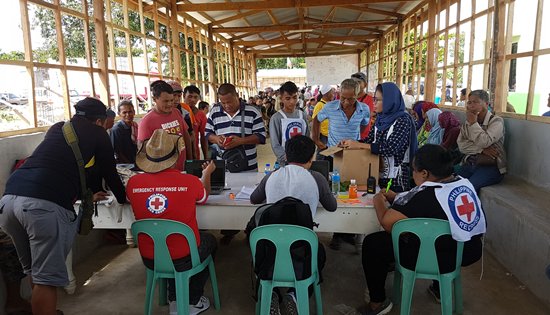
[[57, 140, 550, 314], [57, 233, 550, 315]]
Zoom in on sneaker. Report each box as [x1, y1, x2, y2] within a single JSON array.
[[329, 235, 342, 250], [280, 293, 298, 315], [270, 291, 281, 315], [190, 296, 210, 315], [64, 278, 77, 295], [169, 301, 177, 315], [427, 283, 441, 304], [170, 296, 210, 315], [363, 299, 392, 315]]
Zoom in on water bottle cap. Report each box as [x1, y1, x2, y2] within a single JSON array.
[[266, 163, 270, 166]]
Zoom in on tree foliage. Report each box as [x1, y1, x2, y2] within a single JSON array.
[[32, 0, 154, 63], [400, 32, 466, 85], [256, 57, 306, 70], [0, 50, 25, 61]]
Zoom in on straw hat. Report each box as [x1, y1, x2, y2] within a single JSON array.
[[136, 129, 184, 173]]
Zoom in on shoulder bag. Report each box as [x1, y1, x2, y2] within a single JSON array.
[[62, 121, 95, 235]]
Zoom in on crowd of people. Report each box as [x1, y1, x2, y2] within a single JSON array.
[[0, 69, 505, 315]]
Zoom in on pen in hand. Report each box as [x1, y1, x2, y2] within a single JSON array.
[[385, 178, 393, 193]]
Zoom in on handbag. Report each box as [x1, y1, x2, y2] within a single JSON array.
[[474, 153, 497, 166], [221, 107, 249, 173], [62, 121, 95, 235]]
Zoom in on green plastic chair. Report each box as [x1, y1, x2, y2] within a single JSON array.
[[131, 219, 221, 315], [391, 218, 464, 315], [249, 224, 323, 315]]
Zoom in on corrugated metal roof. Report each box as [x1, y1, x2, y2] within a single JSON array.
[[172, 0, 424, 57]]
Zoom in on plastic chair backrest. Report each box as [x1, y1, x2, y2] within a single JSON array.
[[249, 224, 319, 283], [131, 219, 201, 273], [391, 218, 464, 276]]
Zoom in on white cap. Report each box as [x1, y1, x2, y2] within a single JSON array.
[[320, 85, 333, 95]]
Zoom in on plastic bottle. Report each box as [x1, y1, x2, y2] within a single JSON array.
[[349, 179, 358, 199], [331, 169, 340, 194], [264, 163, 271, 175], [274, 161, 280, 170]]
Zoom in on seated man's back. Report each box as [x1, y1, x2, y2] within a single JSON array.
[[250, 135, 336, 214]]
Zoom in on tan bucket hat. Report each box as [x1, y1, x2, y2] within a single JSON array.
[[135, 129, 184, 173]]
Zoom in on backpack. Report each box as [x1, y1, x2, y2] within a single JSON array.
[[245, 197, 317, 281]]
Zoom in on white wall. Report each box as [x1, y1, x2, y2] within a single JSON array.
[[305, 54, 359, 87], [0, 133, 46, 195]]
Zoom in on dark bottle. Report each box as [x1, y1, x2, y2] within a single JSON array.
[[367, 163, 376, 194]]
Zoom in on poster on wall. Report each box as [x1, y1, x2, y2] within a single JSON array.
[[305, 55, 359, 87]]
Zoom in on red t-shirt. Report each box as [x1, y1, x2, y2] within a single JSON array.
[[195, 110, 207, 158], [358, 94, 375, 140], [137, 108, 189, 170], [127, 169, 208, 260]]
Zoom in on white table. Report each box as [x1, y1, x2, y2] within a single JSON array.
[[83, 172, 381, 240], [65, 172, 381, 294]]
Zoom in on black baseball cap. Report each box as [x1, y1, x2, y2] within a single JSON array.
[[74, 97, 107, 117], [351, 72, 367, 83]]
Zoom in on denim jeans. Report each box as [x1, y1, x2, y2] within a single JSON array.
[[457, 164, 504, 192]]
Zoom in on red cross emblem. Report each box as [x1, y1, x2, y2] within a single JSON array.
[[150, 197, 164, 210], [146, 193, 168, 214], [457, 195, 475, 222], [290, 127, 302, 138]]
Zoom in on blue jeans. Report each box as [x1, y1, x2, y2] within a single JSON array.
[[457, 164, 504, 192]]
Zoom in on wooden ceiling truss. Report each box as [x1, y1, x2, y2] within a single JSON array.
[[170, 0, 416, 57]]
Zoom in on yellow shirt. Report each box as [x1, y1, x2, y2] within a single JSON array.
[[312, 100, 329, 136]]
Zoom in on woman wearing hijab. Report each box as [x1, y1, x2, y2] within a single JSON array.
[[340, 82, 418, 192], [411, 101, 425, 131], [417, 101, 439, 146], [425, 108, 444, 145], [438, 111, 461, 150]]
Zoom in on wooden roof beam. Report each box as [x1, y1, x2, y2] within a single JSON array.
[[234, 35, 378, 47], [177, 0, 417, 12], [252, 46, 368, 56], [251, 46, 367, 54], [342, 5, 405, 18], [214, 20, 398, 33], [256, 50, 362, 58], [211, 10, 263, 26]]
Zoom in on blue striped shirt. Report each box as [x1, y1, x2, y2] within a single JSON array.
[[316, 100, 370, 147], [205, 102, 266, 170]]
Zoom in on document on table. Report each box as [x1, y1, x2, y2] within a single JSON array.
[[235, 186, 255, 200]]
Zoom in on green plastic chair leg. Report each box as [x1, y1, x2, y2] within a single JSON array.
[[399, 271, 416, 315], [454, 276, 464, 314], [295, 285, 310, 315], [440, 277, 454, 315], [392, 271, 402, 305], [208, 260, 221, 310], [314, 283, 323, 315], [255, 285, 261, 315], [259, 284, 273, 315], [144, 270, 155, 315], [174, 276, 190, 315], [159, 278, 168, 306]]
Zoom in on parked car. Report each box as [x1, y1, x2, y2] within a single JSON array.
[[0, 92, 27, 105], [69, 89, 85, 105]]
